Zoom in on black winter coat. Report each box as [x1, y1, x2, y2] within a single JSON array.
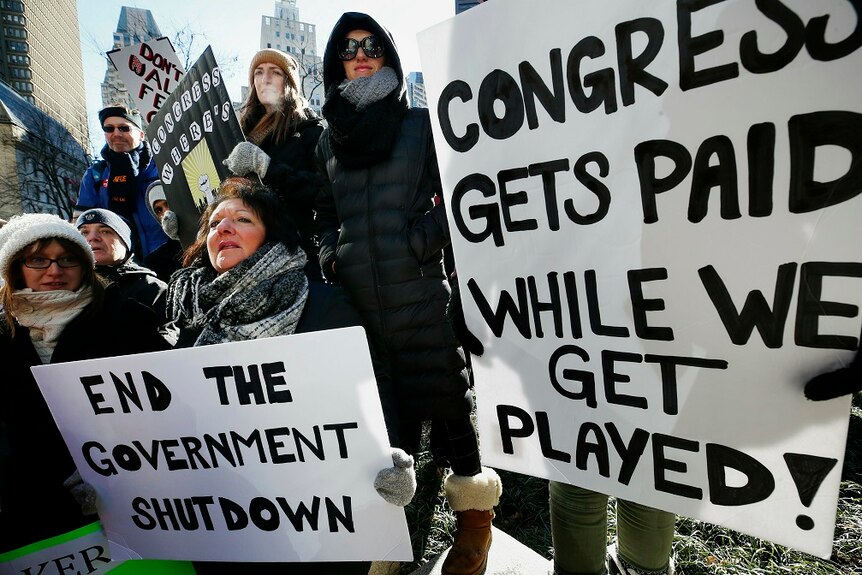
[[143, 238, 183, 283], [0, 295, 170, 552], [98, 260, 168, 325], [259, 118, 325, 280], [316, 108, 471, 421]]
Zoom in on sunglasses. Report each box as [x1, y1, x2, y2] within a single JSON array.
[[22, 255, 82, 269], [338, 35, 384, 60], [103, 125, 133, 133]]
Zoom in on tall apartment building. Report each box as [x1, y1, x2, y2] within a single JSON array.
[[406, 71, 426, 109], [0, 0, 89, 147], [100, 7, 162, 114], [259, 0, 323, 113]]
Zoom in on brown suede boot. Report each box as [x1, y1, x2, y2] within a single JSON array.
[[441, 467, 502, 575], [443, 509, 495, 575]]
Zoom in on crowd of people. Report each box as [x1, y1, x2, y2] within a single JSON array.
[[0, 10, 859, 575]]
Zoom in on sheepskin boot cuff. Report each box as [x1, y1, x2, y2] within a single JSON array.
[[443, 466, 502, 512]]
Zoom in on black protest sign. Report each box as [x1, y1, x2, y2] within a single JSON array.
[[146, 46, 244, 247], [418, 0, 861, 558]]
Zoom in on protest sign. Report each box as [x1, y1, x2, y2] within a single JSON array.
[[0, 523, 192, 575], [418, 0, 861, 558], [0, 523, 117, 575], [32, 328, 412, 563], [107, 38, 185, 124], [145, 46, 244, 247]]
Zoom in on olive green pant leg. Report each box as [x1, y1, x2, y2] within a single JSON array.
[[549, 481, 608, 575]]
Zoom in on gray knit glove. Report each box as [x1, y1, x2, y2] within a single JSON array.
[[224, 142, 271, 178], [161, 209, 180, 240], [374, 447, 416, 507], [63, 469, 98, 516]]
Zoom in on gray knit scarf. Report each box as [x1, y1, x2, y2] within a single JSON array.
[[166, 242, 308, 346], [338, 66, 399, 111]]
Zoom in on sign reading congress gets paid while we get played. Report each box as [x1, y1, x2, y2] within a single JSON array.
[[419, 0, 861, 558]]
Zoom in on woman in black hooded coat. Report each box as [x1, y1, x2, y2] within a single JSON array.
[[315, 12, 502, 575]]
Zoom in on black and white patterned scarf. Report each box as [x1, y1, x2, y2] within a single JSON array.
[[166, 242, 308, 346]]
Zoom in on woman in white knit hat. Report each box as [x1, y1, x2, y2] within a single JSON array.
[[0, 213, 169, 552]]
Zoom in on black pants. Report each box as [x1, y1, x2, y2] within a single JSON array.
[[398, 415, 482, 476]]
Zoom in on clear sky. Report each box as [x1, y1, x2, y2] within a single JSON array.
[[75, 0, 456, 154]]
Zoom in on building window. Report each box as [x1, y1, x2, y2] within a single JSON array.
[[276, 31, 280, 37], [1, 0, 24, 12], [6, 40, 28, 53], [265, 17, 271, 25], [5, 26, 27, 38], [267, 42, 271, 48]]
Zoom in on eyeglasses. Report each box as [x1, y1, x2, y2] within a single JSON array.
[[338, 35, 384, 60], [103, 125, 133, 133], [22, 255, 82, 269]]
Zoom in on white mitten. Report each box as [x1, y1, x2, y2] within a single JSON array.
[[373, 447, 416, 507], [224, 142, 271, 178], [161, 209, 180, 240]]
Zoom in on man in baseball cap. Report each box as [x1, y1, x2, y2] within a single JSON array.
[[76, 208, 167, 323], [74, 104, 168, 263]]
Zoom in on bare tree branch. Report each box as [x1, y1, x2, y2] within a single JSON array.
[[0, 110, 88, 219]]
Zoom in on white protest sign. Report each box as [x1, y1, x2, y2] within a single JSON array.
[[32, 327, 412, 562], [419, 0, 860, 558], [108, 37, 185, 124]]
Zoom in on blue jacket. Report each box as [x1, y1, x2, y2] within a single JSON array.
[[76, 158, 167, 260]]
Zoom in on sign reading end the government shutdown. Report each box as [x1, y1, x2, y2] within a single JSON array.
[[419, 0, 861, 558], [32, 328, 412, 563]]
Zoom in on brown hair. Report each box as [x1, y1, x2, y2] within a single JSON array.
[[240, 51, 316, 146], [182, 177, 301, 270], [1, 237, 105, 334]]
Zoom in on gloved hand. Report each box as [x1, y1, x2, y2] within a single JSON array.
[[161, 209, 180, 240], [224, 141, 271, 178], [63, 470, 98, 516], [447, 273, 485, 357], [804, 350, 861, 400], [374, 447, 416, 507]]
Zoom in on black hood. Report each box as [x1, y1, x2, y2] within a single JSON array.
[[322, 12, 404, 95]]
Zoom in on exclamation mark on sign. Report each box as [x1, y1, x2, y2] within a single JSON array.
[[783, 453, 838, 531]]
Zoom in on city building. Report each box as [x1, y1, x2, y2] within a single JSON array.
[[258, 0, 323, 113], [0, 80, 87, 219], [100, 7, 162, 114], [406, 71, 426, 109], [0, 0, 89, 148]]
